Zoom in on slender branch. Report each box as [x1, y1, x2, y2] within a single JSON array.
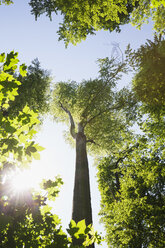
[[59, 101, 77, 139], [84, 103, 122, 128], [86, 139, 100, 146], [111, 143, 139, 194]]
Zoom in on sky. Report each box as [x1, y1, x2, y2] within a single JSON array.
[[0, 1, 154, 247]]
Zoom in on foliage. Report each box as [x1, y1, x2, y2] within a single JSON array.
[[29, 0, 165, 46], [97, 38, 165, 247], [97, 135, 165, 247], [51, 58, 136, 154], [126, 35, 165, 142], [131, 0, 165, 34], [2, 1, 165, 46], [0, 168, 101, 247], [0, 51, 41, 165], [7, 58, 51, 119], [29, 0, 138, 46], [0, 0, 13, 5], [126, 35, 165, 111]]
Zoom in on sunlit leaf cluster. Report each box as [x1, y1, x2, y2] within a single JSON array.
[[0, 52, 41, 166], [126, 36, 165, 110], [131, 0, 165, 34], [29, 0, 139, 46]]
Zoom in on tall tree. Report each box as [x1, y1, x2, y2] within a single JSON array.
[[0, 51, 100, 248], [51, 57, 135, 247]]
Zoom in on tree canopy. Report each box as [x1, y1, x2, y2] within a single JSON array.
[[29, 0, 139, 46], [51, 57, 135, 154], [131, 0, 165, 34], [8, 58, 51, 118], [126, 35, 165, 110], [98, 135, 165, 248], [28, 0, 165, 46], [2, 1, 165, 46]]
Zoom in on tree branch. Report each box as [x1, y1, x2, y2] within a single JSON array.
[[59, 101, 77, 139], [84, 103, 122, 128], [86, 139, 100, 147]]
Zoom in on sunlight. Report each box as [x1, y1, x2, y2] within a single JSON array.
[[10, 167, 43, 193], [11, 171, 34, 192], [7, 157, 56, 194]]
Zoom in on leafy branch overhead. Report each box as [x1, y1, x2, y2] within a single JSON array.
[[29, 0, 137, 46], [1, 1, 165, 45], [29, 0, 165, 46]]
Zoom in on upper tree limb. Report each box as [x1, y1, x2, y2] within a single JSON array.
[[59, 101, 77, 139]]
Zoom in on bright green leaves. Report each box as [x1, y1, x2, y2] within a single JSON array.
[[0, 51, 26, 109], [3, 51, 19, 72], [0, 0, 13, 5], [67, 219, 102, 247], [41, 176, 63, 201], [19, 63, 27, 77], [0, 52, 5, 62], [29, 0, 137, 46], [131, 0, 165, 34], [151, 0, 165, 8], [0, 51, 44, 167], [1, 0, 13, 4], [127, 36, 165, 110]]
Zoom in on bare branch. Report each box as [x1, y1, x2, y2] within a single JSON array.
[[59, 101, 77, 139]]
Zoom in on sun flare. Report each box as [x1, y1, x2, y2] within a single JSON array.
[[11, 171, 33, 192], [10, 166, 44, 193]]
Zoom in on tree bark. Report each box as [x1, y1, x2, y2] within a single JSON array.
[[72, 129, 94, 248]]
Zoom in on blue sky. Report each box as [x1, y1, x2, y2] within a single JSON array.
[[0, 1, 154, 247]]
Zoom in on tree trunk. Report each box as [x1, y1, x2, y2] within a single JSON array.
[[72, 130, 94, 248]]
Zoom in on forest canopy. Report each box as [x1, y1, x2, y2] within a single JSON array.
[[29, 0, 165, 46]]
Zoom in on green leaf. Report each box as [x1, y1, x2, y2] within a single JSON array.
[[0, 52, 5, 62], [19, 63, 27, 77]]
